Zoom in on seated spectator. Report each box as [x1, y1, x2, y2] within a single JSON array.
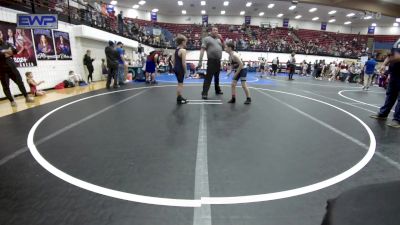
[[68, 70, 84, 84], [25, 72, 46, 96]]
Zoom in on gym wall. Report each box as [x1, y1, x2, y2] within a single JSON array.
[[0, 6, 150, 98]]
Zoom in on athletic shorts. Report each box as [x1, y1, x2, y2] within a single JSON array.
[[272, 64, 278, 71], [145, 60, 156, 73], [233, 68, 247, 81], [175, 71, 184, 83], [260, 65, 265, 70]]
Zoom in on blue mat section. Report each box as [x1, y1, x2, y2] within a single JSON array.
[[155, 71, 292, 85]]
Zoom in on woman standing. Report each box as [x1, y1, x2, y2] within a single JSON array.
[[83, 50, 95, 83]]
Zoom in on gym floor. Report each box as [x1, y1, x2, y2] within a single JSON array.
[[0, 72, 399, 225]]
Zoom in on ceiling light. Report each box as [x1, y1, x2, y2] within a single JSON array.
[[309, 8, 317, 12], [364, 15, 372, 20], [396, 18, 400, 22], [328, 10, 336, 15], [182, 10, 186, 14], [110, 0, 117, 5], [132, 4, 139, 8], [246, 2, 252, 7], [346, 13, 355, 17], [295, 15, 302, 19], [328, 19, 336, 23], [240, 11, 245, 15], [312, 17, 319, 21], [221, 10, 225, 15], [394, 23, 399, 27], [259, 12, 264, 16], [277, 13, 283, 18], [223, 1, 229, 6], [289, 5, 296, 10], [371, 23, 377, 27], [178, 1, 183, 6], [138, 1, 146, 5], [268, 3, 274, 8], [344, 21, 352, 25], [152, 8, 159, 12], [201, 10, 206, 14], [201, 1, 206, 6]]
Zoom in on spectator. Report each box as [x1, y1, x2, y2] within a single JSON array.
[[370, 41, 400, 128], [116, 41, 125, 85], [83, 50, 95, 83], [105, 41, 119, 88], [68, 70, 84, 85], [118, 11, 124, 35], [0, 38, 34, 107], [363, 56, 377, 91]]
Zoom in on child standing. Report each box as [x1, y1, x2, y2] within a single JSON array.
[[26, 72, 46, 96], [173, 34, 188, 104], [225, 42, 251, 104]]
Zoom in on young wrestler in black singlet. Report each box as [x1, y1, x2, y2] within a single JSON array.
[[225, 42, 251, 104]]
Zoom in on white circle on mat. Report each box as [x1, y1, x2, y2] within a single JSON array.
[[27, 85, 376, 207]]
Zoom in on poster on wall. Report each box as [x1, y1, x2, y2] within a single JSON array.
[[245, 16, 251, 25], [321, 22, 327, 31], [283, 18, 289, 28], [368, 26, 375, 34], [53, 30, 72, 60], [0, 21, 37, 67], [202, 15, 208, 27], [151, 12, 157, 22], [33, 29, 56, 60]]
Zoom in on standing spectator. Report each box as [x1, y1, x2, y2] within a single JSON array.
[[271, 57, 279, 76], [363, 56, 377, 91], [83, 50, 95, 83], [198, 26, 224, 99], [0, 38, 34, 107], [370, 40, 400, 128], [306, 61, 312, 76], [145, 50, 159, 84], [116, 41, 125, 85], [288, 52, 296, 80], [117, 11, 124, 35], [105, 41, 119, 88], [93, 0, 103, 27]]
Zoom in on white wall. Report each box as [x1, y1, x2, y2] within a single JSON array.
[[185, 50, 349, 65]]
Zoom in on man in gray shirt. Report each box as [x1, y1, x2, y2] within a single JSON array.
[[198, 27, 223, 99]]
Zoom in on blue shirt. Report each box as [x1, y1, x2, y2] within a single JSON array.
[[365, 59, 376, 75], [116, 47, 124, 64]]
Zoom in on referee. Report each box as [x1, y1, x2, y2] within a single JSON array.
[[198, 27, 224, 99]]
